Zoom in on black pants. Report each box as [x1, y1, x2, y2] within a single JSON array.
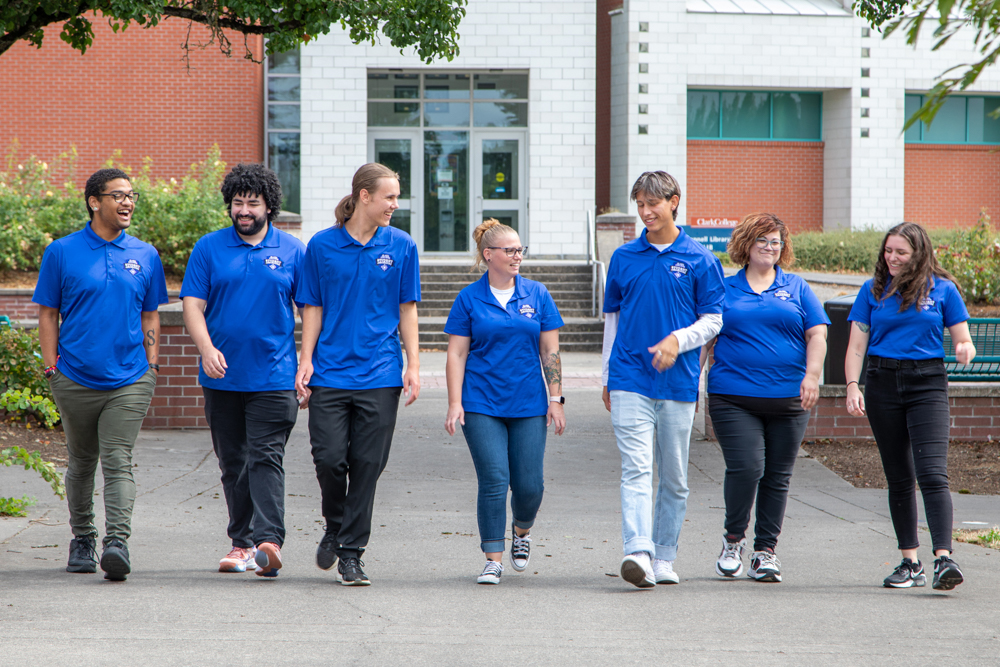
[[308, 386, 402, 559], [864, 359, 952, 552], [709, 394, 811, 552], [203, 388, 298, 549]]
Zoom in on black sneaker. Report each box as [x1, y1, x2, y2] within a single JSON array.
[[510, 522, 531, 572], [883, 558, 925, 588], [100, 539, 131, 581], [337, 556, 371, 586], [316, 527, 339, 571], [66, 535, 98, 573], [932, 555, 964, 591]]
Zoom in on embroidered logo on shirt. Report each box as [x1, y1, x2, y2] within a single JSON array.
[[919, 296, 935, 311], [264, 256, 283, 270], [518, 304, 536, 319], [775, 289, 792, 301], [376, 253, 394, 272], [123, 259, 141, 275], [669, 262, 689, 278]]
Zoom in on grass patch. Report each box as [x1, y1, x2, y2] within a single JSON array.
[[953, 526, 1000, 550]]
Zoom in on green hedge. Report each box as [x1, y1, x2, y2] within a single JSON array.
[[0, 145, 230, 277]]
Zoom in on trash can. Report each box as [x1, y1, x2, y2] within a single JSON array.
[[824, 293, 867, 385]]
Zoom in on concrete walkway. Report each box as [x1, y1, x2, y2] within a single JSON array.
[[2, 381, 999, 665]]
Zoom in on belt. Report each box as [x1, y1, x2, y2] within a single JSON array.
[[867, 355, 943, 370]]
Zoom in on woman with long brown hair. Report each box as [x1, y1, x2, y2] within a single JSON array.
[[845, 221, 976, 591]]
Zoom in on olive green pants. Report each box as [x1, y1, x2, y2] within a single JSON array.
[[49, 369, 156, 546]]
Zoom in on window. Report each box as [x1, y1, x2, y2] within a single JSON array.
[[367, 71, 528, 128], [904, 94, 1000, 144], [687, 90, 822, 140], [265, 49, 301, 213]]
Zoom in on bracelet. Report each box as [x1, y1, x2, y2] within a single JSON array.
[[43, 364, 57, 379], [149, 363, 160, 371], [846, 380, 859, 388]]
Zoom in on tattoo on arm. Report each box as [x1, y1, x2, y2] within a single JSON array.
[[543, 351, 562, 386], [855, 323, 870, 333], [146, 329, 156, 348]]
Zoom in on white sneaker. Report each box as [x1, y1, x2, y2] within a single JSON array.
[[620, 551, 655, 588], [652, 558, 679, 584], [219, 546, 257, 573], [715, 536, 746, 578], [748, 550, 782, 582], [477, 559, 503, 585]]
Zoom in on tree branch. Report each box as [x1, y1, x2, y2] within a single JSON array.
[[160, 5, 303, 36]]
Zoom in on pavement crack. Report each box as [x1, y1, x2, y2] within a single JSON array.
[[178, 482, 222, 505], [138, 448, 214, 498], [0, 510, 51, 544], [814, 488, 893, 521]]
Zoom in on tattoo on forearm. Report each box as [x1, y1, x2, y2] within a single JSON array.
[[856, 323, 870, 333], [543, 351, 562, 386], [146, 329, 156, 348]]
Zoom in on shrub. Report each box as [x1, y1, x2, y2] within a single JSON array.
[[1, 389, 60, 429], [790, 228, 887, 274], [0, 446, 66, 517], [0, 325, 49, 398], [935, 210, 1000, 305]]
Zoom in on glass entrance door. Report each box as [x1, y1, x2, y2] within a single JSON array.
[[474, 133, 526, 236], [369, 132, 421, 240]]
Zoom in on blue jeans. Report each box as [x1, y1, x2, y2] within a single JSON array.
[[462, 412, 547, 554], [610, 390, 696, 561]]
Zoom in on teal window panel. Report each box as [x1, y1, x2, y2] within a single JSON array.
[[721, 92, 770, 139], [981, 97, 1000, 143], [687, 91, 720, 138], [922, 96, 966, 143], [772, 92, 821, 140], [904, 95, 922, 142]]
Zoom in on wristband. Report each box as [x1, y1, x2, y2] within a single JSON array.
[[846, 380, 859, 389], [550, 396, 565, 404], [43, 365, 57, 379], [149, 364, 160, 371]]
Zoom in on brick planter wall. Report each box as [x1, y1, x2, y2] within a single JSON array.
[[144, 307, 208, 430], [596, 213, 637, 243], [704, 384, 1000, 442], [0, 292, 37, 321]]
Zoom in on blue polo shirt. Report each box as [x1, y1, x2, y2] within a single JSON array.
[[295, 224, 420, 390], [708, 267, 830, 398], [32, 222, 169, 390], [445, 274, 564, 418], [848, 277, 968, 360], [604, 228, 725, 401], [180, 225, 305, 392]]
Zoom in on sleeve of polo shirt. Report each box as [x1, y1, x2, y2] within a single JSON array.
[[295, 241, 323, 307], [603, 252, 622, 313], [799, 278, 831, 329], [179, 240, 210, 301], [399, 238, 421, 304], [695, 255, 726, 315], [538, 285, 564, 332], [32, 242, 63, 309], [443, 291, 472, 337], [143, 252, 170, 311], [847, 282, 873, 325], [291, 242, 306, 309], [941, 279, 970, 326]]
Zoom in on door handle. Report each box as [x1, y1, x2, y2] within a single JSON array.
[[475, 195, 483, 216]]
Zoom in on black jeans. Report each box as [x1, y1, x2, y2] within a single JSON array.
[[864, 359, 953, 552], [708, 394, 811, 552], [308, 386, 402, 559], [203, 388, 298, 549]]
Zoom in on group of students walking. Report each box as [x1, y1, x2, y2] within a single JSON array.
[[34, 162, 975, 592]]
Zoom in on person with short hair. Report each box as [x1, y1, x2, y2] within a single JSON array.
[[602, 171, 725, 588], [34, 168, 168, 581], [845, 222, 976, 591], [703, 213, 829, 583], [296, 163, 421, 586], [444, 219, 565, 585], [181, 163, 305, 577]]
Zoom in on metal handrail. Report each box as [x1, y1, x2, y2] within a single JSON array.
[[586, 210, 607, 320]]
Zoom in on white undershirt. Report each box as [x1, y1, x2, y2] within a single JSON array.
[[490, 284, 516, 309]]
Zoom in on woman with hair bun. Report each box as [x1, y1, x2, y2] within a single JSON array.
[[444, 219, 565, 585], [845, 222, 976, 591], [703, 213, 829, 584]]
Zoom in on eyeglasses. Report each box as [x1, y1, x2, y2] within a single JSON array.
[[755, 238, 784, 250], [487, 246, 527, 257], [96, 191, 140, 204]]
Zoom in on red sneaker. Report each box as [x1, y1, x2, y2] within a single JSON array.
[[255, 542, 283, 578]]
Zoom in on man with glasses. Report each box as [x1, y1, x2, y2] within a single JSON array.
[[601, 171, 725, 588], [181, 163, 305, 577], [34, 168, 168, 581]]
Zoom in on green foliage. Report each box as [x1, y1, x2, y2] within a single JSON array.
[[934, 210, 1000, 304], [791, 228, 888, 274], [955, 525, 1000, 550], [854, 0, 1000, 131], [0, 325, 49, 398], [1, 389, 61, 429], [1, 1, 467, 64], [0, 495, 36, 518], [1, 445, 66, 501]]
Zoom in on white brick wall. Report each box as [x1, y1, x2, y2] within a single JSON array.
[[299, 0, 596, 257]]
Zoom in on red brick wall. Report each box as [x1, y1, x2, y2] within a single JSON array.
[[596, 220, 635, 242], [595, 0, 623, 213], [0, 293, 38, 321], [904, 144, 1000, 228], [0, 13, 264, 185], [144, 324, 208, 429], [687, 140, 825, 233]]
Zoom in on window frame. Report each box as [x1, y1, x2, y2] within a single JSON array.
[[264, 47, 302, 213], [904, 93, 1000, 145], [687, 89, 824, 142]]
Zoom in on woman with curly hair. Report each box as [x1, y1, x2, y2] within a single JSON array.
[[845, 222, 976, 591], [702, 213, 829, 583]]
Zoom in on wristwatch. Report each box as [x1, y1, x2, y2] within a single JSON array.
[[44, 366, 57, 379], [550, 396, 565, 404]]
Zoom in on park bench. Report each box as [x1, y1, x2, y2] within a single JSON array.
[[944, 318, 1000, 381]]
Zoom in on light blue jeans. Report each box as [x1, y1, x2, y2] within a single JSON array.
[[610, 390, 696, 561]]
